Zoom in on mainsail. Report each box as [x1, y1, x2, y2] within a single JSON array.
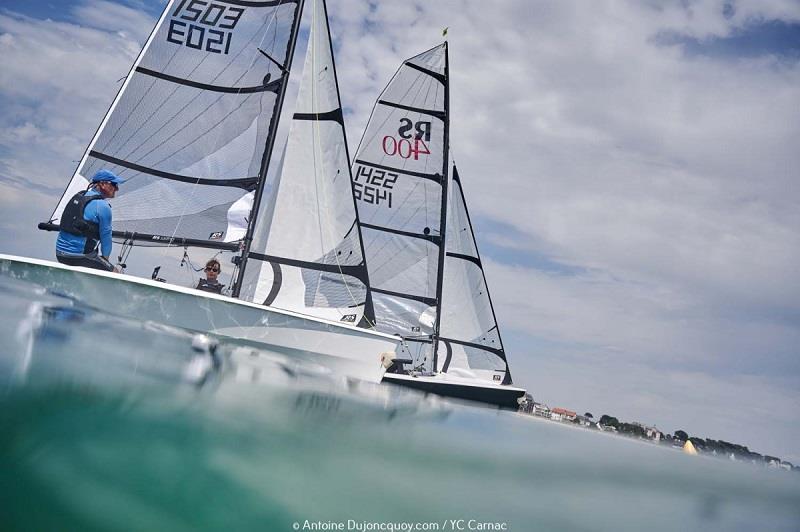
[[351, 43, 449, 354], [237, 0, 374, 326], [45, 0, 304, 277], [353, 43, 513, 385]]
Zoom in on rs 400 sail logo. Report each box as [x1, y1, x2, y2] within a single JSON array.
[[167, 0, 245, 55], [382, 119, 431, 160]]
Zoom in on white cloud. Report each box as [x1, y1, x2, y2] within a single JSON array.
[[70, 0, 156, 43], [0, 7, 145, 195], [327, 0, 800, 458]]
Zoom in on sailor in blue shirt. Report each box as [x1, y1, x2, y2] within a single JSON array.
[[56, 169, 123, 272]]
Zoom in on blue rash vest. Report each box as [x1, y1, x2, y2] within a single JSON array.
[[56, 189, 113, 257]]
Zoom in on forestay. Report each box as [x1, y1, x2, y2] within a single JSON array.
[[49, 0, 302, 249], [438, 164, 512, 385], [237, 0, 374, 326], [351, 44, 448, 350]]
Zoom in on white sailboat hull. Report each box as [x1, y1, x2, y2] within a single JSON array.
[[383, 372, 526, 410], [0, 254, 401, 383]]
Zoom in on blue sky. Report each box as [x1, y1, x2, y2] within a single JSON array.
[[0, 0, 165, 19], [1, 0, 799, 461], [659, 19, 800, 58]]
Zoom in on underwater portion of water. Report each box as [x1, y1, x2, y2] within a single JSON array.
[[1, 273, 799, 532]]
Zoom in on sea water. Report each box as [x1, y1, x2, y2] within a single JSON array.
[[1, 274, 798, 532]]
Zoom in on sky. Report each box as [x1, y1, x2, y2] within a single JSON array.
[[1, 0, 799, 461]]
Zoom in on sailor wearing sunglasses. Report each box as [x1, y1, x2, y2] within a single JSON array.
[[196, 258, 225, 294]]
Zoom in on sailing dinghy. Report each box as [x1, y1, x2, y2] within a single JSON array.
[[351, 43, 526, 407], [2, 0, 407, 383]]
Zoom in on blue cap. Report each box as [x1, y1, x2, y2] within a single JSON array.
[[90, 169, 124, 186]]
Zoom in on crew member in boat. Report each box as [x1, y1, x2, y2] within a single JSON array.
[[55, 169, 122, 272], [196, 259, 225, 294]]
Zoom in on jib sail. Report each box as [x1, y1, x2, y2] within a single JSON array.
[[438, 164, 512, 385], [236, 0, 375, 326]]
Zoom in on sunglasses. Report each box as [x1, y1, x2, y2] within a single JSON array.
[[205, 267, 220, 273]]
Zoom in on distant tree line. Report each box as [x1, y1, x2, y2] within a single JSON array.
[[595, 415, 797, 471], [519, 399, 796, 471]]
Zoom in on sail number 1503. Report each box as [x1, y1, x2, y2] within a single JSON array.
[[167, 1, 245, 55]]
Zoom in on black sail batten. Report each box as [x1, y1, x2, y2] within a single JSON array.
[[293, 108, 344, 126], [440, 340, 454, 372], [89, 151, 259, 190], [377, 100, 446, 121], [354, 159, 442, 184], [320, 0, 376, 328], [262, 262, 282, 305], [451, 164, 513, 385], [371, 288, 437, 307], [405, 61, 447, 85], [135, 67, 282, 94], [439, 336, 507, 362], [247, 252, 370, 286], [360, 222, 441, 244], [432, 42, 450, 373], [232, 0, 306, 297], [38, 222, 241, 251], [446, 251, 481, 268]]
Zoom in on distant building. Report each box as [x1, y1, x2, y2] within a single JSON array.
[[645, 426, 662, 442], [550, 407, 576, 422], [765, 456, 782, 468], [532, 402, 550, 418]]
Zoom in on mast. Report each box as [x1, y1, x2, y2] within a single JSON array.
[[431, 41, 450, 372], [232, 0, 306, 298], [320, 0, 376, 327]]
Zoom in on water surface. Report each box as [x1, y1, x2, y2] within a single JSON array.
[[1, 274, 798, 531]]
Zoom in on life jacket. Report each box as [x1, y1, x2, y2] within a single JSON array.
[[196, 278, 224, 294], [60, 191, 104, 252]]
